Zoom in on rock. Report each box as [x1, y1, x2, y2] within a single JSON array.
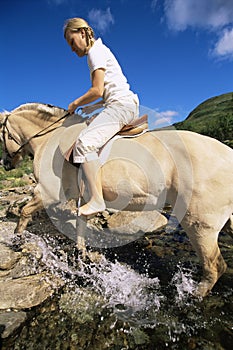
[[131, 328, 150, 346], [0, 311, 27, 338], [21, 241, 43, 260], [5, 255, 40, 279], [107, 210, 167, 234], [59, 287, 106, 324], [0, 272, 64, 310], [0, 243, 21, 270]]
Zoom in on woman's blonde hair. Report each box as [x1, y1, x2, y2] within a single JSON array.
[[64, 18, 95, 51]]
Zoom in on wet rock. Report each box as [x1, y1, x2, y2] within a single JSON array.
[[21, 241, 43, 260], [130, 328, 150, 346], [59, 287, 107, 323], [107, 210, 167, 234], [0, 311, 27, 338], [0, 222, 17, 246], [0, 272, 63, 310], [0, 243, 21, 270], [5, 255, 40, 279], [150, 245, 175, 258], [0, 227, 64, 312]]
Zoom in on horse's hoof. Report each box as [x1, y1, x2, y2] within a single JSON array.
[[193, 281, 212, 298]]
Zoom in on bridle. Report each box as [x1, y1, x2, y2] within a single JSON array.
[[1, 111, 70, 163]]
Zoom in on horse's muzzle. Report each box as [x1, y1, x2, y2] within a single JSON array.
[[1, 157, 15, 171]]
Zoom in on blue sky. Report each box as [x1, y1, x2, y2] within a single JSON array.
[[1, 0, 233, 128]]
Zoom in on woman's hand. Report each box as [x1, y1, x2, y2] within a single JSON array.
[[68, 101, 78, 114]]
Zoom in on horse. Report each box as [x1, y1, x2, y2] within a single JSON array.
[[0, 102, 233, 297]]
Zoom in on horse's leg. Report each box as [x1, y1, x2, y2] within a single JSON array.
[[15, 189, 44, 234], [181, 218, 227, 297], [75, 212, 103, 262], [76, 213, 88, 259]]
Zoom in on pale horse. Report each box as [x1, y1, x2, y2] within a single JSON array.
[[0, 102, 232, 297]]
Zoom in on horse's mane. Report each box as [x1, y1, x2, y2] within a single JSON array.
[[0, 103, 86, 127], [11, 103, 67, 119]]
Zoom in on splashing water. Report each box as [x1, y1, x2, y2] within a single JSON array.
[[20, 232, 163, 325], [17, 231, 78, 279], [11, 231, 233, 349], [171, 264, 197, 305], [76, 256, 163, 325], [25, 232, 199, 329]]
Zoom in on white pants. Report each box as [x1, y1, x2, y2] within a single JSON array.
[[73, 96, 139, 163]]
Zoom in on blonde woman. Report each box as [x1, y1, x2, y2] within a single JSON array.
[[64, 17, 139, 216]]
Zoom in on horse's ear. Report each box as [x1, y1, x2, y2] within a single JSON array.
[[0, 113, 4, 126], [0, 112, 10, 125], [0, 111, 10, 124]]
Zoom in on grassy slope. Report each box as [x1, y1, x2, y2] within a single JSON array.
[[174, 92, 233, 147]]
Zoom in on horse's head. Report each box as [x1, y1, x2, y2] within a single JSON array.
[[0, 103, 87, 171], [0, 112, 25, 170]]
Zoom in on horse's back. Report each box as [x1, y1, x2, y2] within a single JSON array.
[[105, 129, 233, 210], [109, 129, 233, 169], [136, 129, 233, 170]]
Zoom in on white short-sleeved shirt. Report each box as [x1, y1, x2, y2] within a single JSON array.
[[87, 38, 137, 105]]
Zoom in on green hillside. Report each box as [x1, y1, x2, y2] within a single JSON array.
[[174, 92, 233, 147]]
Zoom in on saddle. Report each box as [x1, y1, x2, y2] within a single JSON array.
[[118, 114, 148, 136], [62, 114, 148, 163]]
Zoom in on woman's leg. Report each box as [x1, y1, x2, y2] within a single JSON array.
[[73, 102, 138, 216], [78, 159, 106, 216]]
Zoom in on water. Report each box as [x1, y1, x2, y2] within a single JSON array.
[[2, 231, 233, 349], [76, 257, 163, 326]]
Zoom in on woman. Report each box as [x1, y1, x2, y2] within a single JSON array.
[[64, 17, 139, 216]]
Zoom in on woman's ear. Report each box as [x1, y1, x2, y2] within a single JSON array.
[[80, 28, 86, 38]]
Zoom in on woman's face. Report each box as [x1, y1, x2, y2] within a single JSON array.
[[66, 29, 87, 57]]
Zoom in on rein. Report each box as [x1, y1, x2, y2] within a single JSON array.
[[1, 111, 70, 159]]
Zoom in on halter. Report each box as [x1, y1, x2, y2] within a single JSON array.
[[1, 111, 70, 160]]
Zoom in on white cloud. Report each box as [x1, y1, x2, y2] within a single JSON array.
[[88, 8, 114, 34], [163, 0, 233, 60], [153, 110, 179, 126], [140, 106, 179, 128], [164, 0, 233, 31], [213, 27, 233, 59]]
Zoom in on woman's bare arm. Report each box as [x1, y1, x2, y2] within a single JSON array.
[[68, 68, 105, 114]]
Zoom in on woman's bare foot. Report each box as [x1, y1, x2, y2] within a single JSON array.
[[78, 198, 106, 216]]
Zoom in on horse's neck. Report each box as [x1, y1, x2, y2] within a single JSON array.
[[11, 110, 86, 156], [11, 110, 64, 154]]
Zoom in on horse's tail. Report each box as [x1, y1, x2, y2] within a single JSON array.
[[222, 214, 233, 239]]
